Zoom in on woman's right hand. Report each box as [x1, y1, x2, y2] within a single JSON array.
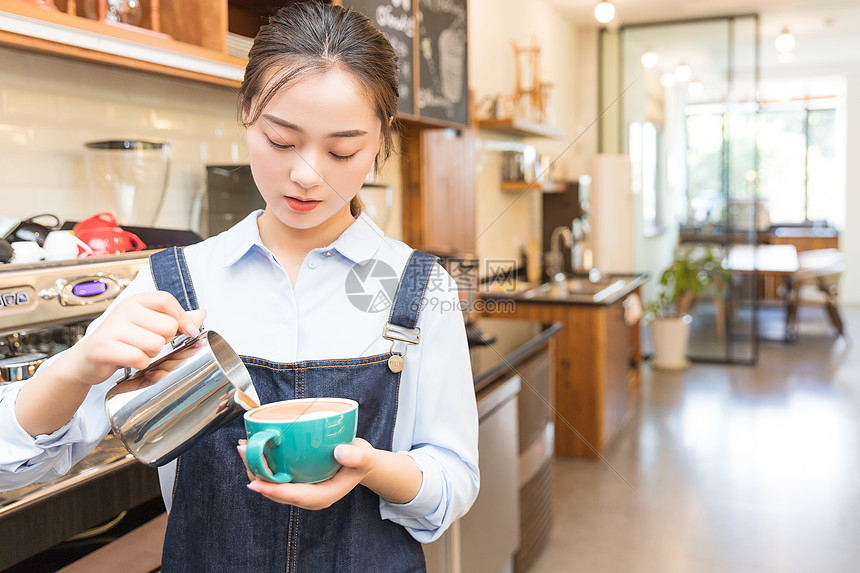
[[60, 291, 207, 388], [15, 291, 206, 438]]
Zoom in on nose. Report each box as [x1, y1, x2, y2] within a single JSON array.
[[289, 149, 323, 189]]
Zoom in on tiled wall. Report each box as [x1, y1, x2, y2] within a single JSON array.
[[0, 47, 246, 231], [0, 46, 405, 240]]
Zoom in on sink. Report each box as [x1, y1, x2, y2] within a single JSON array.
[[521, 277, 629, 302]]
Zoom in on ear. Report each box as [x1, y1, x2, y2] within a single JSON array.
[[379, 117, 394, 146]]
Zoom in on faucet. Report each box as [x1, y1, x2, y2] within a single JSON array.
[[548, 225, 573, 282]]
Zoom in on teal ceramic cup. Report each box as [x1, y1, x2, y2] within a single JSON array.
[[244, 398, 358, 483]]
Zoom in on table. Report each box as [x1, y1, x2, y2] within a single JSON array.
[[726, 244, 799, 274], [725, 244, 799, 341]]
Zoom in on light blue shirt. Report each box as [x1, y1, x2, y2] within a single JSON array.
[[0, 211, 479, 543]]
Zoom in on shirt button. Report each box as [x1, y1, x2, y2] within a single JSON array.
[[323, 251, 332, 256], [307, 259, 317, 269]]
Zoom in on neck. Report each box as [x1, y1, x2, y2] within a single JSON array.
[[258, 206, 356, 260]]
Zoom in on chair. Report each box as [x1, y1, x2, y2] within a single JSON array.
[[783, 248, 846, 340]]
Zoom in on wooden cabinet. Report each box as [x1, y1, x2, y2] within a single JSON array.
[[482, 293, 641, 459], [768, 233, 838, 252], [400, 124, 476, 253]]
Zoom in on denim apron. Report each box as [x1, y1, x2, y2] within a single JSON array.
[[152, 246, 436, 573]]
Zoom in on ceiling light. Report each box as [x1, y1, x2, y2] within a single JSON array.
[[688, 81, 704, 98], [674, 63, 692, 82], [775, 28, 795, 53], [594, 2, 615, 24], [641, 52, 658, 69], [660, 73, 676, 88]]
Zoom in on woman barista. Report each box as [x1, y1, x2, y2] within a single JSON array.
[[0, 3, 479, 571]]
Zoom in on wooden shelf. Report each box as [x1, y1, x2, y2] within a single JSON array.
[[0, 0, 246, 87], [477, 118, 565, 139], [500, 180, 566, 193], [397, 112, 470, 133]]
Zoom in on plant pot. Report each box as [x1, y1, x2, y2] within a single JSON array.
[[649, 314, 693, 370]]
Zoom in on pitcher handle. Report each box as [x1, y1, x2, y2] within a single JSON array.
[[171, 324, 205, 349], [246, 429, 293, 483]]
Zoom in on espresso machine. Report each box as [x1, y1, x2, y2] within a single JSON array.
[[0, 250, 167, 569]]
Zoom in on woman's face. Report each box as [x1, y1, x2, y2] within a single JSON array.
[[245, 68, 383, 230]]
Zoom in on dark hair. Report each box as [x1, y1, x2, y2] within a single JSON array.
[[239, 2, 400, 217]]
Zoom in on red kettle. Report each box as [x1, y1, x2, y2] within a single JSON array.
[[74, 212, 146, 256]]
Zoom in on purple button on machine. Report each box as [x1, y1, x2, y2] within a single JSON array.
[[72, 281, 108, 297]]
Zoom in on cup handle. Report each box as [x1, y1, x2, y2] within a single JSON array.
[[27, 213, 61, 230], [125, 231, 146, 251], [72, 234, 94, 257], [93, 212, 118, 226], [246, 429, 292, 483]]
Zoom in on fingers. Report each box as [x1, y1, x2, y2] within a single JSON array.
[[333, 444, 360, 467], [181, 309, 207, 337], [246, 467, 362, 510], [131, 292, 206, 338], [237, 442, 256, 482], [333, 438, 373, 470]]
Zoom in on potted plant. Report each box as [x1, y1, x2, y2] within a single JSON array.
[[646, 245, 730, 369]]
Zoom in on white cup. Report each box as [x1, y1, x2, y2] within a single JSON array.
[[0, 215, 20, 239], [43, 230, 93, 261], [10, 241, 46, 264]]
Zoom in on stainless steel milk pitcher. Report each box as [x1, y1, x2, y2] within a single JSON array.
[[104, 330, 256, 467]]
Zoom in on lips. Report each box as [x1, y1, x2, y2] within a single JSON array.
[[286, 196, 321, 212]]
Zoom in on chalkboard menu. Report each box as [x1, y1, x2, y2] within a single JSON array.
[[417, 0, 468, 125], [346, 0, 415, 116]]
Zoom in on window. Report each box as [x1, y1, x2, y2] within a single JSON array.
[[685, 98, 841, 229]]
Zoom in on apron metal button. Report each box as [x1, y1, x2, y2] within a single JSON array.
[[387, 354, 404, 373]]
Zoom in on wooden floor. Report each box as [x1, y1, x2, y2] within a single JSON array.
[[527, 306, 860, 573]]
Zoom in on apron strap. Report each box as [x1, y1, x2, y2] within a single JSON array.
[[149, 247, 199, 312], [383, 250, 439, 347]]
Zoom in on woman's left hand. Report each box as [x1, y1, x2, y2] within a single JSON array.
[[237, 438, 377, 510]]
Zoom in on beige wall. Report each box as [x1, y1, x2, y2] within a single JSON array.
[[0, 47, 244, 231], [468, 0, 593, 275]]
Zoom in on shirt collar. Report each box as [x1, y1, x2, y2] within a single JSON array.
[[220, 210, 385, 268], [327, 212, 386, 264], [221, 210, 267, 268]]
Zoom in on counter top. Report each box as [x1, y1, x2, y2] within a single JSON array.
[[468, 318, 561, 393], [479, 273, 648, 307]]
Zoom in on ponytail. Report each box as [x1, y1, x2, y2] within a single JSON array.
[[350, 195, 363, 217]]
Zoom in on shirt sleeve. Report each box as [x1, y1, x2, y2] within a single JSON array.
[[0, 263, 155, 492], [378, 268, 480, 543]]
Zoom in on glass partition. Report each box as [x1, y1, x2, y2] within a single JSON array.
[[618, 15, 760, 364]]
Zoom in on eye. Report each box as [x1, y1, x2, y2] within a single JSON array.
[[330, 152, 357, 162], [266, 137, 293, 151]]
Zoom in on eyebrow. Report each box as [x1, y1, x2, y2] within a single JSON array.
[[262, 114, 368, 138]]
